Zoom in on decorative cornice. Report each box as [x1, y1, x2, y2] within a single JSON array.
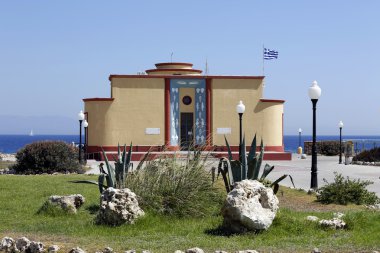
[[145, 68, 202, 74], [109, 75, 265, 81], [155, 62, 193, 67], [83, 98, 114, 102], [260, 99, 285, 103]]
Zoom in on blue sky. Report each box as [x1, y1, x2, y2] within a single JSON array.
[[1, 1, 379, 135]]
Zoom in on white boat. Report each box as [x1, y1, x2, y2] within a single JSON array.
[[29, 130, 34, 136]]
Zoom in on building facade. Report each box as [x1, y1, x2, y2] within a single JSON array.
[[83, 62, 290, 160]]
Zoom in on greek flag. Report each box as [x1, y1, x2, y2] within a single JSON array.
[[264, 48, 278, 60]]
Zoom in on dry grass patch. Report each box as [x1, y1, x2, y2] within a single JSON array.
[[0, 161, 15, 170]]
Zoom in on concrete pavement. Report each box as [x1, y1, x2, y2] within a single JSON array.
[[85, 153, 380, 196], [265, 154, 380, 196]]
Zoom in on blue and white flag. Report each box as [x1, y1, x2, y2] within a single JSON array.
[[264, 48, 278, 60]]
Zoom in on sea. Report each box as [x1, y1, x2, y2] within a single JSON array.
[[1, 135, 380, 154]]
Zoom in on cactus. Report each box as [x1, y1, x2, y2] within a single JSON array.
[[218, 134, 294, 194], [72, 143, 133, 193], [114, 143, 133, 189]]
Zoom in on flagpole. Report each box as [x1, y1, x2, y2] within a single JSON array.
[[262, 44, 265, 76], [262, 44, 265, 97], [205, 58, 208, 76]]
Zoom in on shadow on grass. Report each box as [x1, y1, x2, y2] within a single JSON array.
[[85, 204, 99, 215], [205, 224, 261, 237]]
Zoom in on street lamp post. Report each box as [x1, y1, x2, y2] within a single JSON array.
[[308, 81, 321, 190], [339, 120, 344, 164], [298, 128, 302, 148], [236, 101, 246, 161], [83, 119, 88, 162], [78, 110, 85, 164], [298, 128, 303, 155]]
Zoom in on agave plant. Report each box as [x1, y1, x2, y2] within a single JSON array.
[[73, 143, 133, 193], [218, 134, 294, 194]]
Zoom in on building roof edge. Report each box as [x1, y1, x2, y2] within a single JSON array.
[[109, 75, 265, 81]]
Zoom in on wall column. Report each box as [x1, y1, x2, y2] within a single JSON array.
[[206, 78, 212, 147], [164, 78, 170, 146]]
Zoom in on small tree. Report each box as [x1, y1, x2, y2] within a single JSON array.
[[13, 141, 81, 174]]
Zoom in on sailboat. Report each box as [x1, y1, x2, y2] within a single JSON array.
[[29, 130, 34, 136]]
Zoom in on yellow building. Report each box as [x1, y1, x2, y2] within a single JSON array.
[[83, 62, 291, 160]]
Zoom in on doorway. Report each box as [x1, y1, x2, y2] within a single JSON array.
[[180, 112, 194, 149]]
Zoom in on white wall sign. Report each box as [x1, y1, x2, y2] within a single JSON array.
[[217, 128, 231, 134], [145, 128, 160, 135]]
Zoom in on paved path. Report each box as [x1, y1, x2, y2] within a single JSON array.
[[265, 154, 380, 196], [86, 154, 380, 196]]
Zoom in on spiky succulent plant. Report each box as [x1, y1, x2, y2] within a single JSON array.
[[218, 134, 294, 194], [73, 143, 133, 193]]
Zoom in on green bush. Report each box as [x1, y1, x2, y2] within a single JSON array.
[[304, 141, 341, 156], [353, 147, 380, 162], [13, 141, 82, 174], [319, 141, 341, 156], [125, 152, 224, 217], [317, 172, 379, 205]]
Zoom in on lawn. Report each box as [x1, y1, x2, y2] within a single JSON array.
[[0, 174, 379, 253]]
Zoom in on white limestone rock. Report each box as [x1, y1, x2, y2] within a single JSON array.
[[102, 247, 113, 253], [15, 237, 31, 252], [96, 187, 145, 226], [319, 218, 346, 229], [0, 237, 15, 252], [366, 203, 380, 210], [29, 241, 44, 253], [333, 212, 345, 219], [48, 245, 60, 253], [48, 194, 85, 213], [69, 247, 86, 253], [221, 180, 279, 232], [186, 248, 204, 253], [307, 216, 319, 222]]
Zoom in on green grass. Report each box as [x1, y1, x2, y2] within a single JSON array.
[[0, 175, 379, 252]]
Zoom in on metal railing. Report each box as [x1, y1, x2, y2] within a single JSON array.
[[346, 139, 380, 154]]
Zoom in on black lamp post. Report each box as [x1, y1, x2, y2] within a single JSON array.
[[298, 128, 302, 148], [236, 101, 245, 161], [83, 119, 88, 162], [78, 110, 85, 164], [339, 120, 344, 164], [308, 80, 321, 190]]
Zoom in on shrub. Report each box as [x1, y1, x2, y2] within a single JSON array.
[[13, 141, 81, 174], [304, 141, 341, 156], [353, 147, 380, 162], [319, 141, 341, 156], [125, 151, 225, 217], [317, 172, 379, 205]]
